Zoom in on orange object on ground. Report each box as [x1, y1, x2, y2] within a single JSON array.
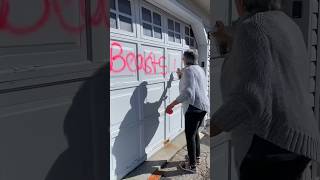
[[148, 174, 161, 180]]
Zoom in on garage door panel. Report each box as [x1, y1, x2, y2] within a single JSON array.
[[0, 0, 82, 46], [143, 83, 165, 118], [140, 45, 165, 81], [0, 82, 81, 109], [167, 81, 183, 137], [143, 82, 166, 154], [111, 123, 142, 179], [110, 41, 139, 86], [0, 99, 71, 180], [170, 81, 180, 100], [110, 87, 139, 132], [143, 112, 165, 155], [167, 49, 182, 80], [0, 70, 105, 180], [0, 0, 86, 68], [168, 107, 182, 137]]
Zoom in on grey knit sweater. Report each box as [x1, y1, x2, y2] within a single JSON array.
[[212, 10, 320, 162]]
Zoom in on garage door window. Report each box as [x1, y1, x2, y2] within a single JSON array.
[[110, 0, 133, 32], [142, 7, 163, 39], [185, 26, 195, 47], [168, 19, 181, 43]]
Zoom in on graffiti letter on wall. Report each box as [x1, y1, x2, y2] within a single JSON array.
[[110, 42, 127, 73], [0, 0, 108, 35], [110, 42, 178, 76]]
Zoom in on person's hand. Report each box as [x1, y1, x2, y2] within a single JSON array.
[[166, 103, 175, 114], [213, 21, 231, 42], [210, 124, 223, 137], [210, 21, 233, 53]]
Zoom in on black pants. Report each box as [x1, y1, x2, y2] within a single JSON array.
[[240, 135, 311, 180], [184, 105, 206, 166]]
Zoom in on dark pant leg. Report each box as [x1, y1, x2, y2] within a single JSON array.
[[185, 111, 203, 165], [240, 136, 311, 180], [240, 156, 310, 180], [195, 112, 206, 158], [185, 112, 198, 166], [195, 128, 200, 159]]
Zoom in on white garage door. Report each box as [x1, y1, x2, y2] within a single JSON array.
[[110, 0, 199, 179]]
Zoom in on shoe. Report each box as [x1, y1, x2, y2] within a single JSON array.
[[185, 155, 201, 165], [179, 161, 197, 173]]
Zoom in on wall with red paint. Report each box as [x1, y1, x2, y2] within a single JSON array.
[[110, 41, 180, 84], [0, 1, 107, 180], [0, 0, 108, 35]]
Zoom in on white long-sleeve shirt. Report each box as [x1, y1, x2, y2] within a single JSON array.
[[176, 65, 210, 114]]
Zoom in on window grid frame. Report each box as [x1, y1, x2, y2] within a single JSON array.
[[110, 0, 135, 33], [167, 18, 182, 44], [184, 26, 196, 48], [141, 6, 163, 39]]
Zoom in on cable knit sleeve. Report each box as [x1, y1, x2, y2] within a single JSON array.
[[211, 20, 273, 131], [176, 69, 195, 104]]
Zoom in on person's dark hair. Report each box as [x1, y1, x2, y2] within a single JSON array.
[[183, 49, 198, 65], [244, 0, 282, 13]]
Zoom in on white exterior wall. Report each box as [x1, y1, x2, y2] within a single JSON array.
[[0, 0, 107, 179], [110, 0, 209, 179]]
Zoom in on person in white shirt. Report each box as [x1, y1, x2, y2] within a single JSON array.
[[166, 49, 210, 173]]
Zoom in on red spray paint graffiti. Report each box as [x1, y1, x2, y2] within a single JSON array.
[[110, 42, 177, 76], [0, 0, 108, 35]]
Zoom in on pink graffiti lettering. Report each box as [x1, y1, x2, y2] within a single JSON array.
[[110, 42, 177, 76], [0, 0, 108, 35]]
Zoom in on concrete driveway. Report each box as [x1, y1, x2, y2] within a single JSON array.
[[158, 126, 210, 180]]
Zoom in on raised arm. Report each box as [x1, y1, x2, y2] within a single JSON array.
[[153, 73, 174, 109]]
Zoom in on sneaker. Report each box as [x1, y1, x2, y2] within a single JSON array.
[[184, 155, 201, 165], [179, 161, 197, 173]]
